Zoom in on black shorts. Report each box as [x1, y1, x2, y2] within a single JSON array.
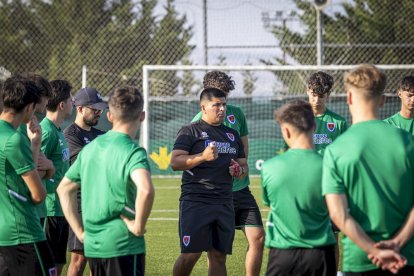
[[345, 266, 414, 276], [179, 200, 235, 254], [88, 254, 145, 276], [233, 187, 263, 229], [42, 216, 69, 264], [266, 245, 336, 276], [68, 225, 84, 253], [0, 241, 56, 276]]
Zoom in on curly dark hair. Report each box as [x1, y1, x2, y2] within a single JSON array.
[[307, 71, 334, 95], [203, 71, 235, 93], [398, 76, 414, 93]]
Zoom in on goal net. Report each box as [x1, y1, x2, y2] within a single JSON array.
[[141, 65, 414, 176]]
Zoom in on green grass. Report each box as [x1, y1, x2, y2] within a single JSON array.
[[61, 177, 340, 275], [61, 177, 269, 275]]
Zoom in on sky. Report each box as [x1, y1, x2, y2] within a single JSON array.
[[153, 0, 348, 96]]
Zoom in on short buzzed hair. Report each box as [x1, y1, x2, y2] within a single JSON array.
[[344, 64, 386, 99], [108, 86, 144, 122], [2, 75, 42, 112], [203, 71, 235, 93], [274, 100, 315, 133], [398, 76, 414, 93], [307, 71, 334, 95], [200, 87, 227, 102]]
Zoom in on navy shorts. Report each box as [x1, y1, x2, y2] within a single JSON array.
[[179, 200, 235, 254], [233, 187, 263, 229]]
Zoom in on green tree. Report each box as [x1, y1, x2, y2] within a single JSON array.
[[266, 0, 414, 93], [0, 0, 193, 95], [242, 62, 257, 96]]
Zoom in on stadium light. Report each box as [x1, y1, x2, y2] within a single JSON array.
[[313, 0, 329, 65]]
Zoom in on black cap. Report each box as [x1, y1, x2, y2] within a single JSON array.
[[73, 87, 108, 110]]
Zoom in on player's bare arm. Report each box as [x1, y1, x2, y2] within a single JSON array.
[[27, 116, 42, 164], [21, 169, 46, 204], [57, 177, 84, 242], [373, 207, 414, 253], [37, 152, 55, 179], [240, 136, 249, 159], [171, 143, 218, 171], [326, 194, 407, 273], [121, 168, 155, 237]]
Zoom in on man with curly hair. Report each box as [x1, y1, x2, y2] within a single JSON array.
[[384, 76, 414, 135], [192, 71, 264, 276], [307, 71, 348, 155]]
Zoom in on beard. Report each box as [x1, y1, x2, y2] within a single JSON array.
[[83, 116, 99, 127]]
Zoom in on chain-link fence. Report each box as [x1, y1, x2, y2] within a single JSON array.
[[1, 0, 414, 95]]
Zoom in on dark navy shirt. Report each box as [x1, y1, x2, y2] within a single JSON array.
[[173, 119, 245, 203]]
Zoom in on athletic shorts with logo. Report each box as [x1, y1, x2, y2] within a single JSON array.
[[179, 200, 235, 254], [233, 186, 263, 229], [266, 245, 336, 276], [0, 241, 56, 276], [88, 254, 145, 276], [41, 216, 69, 264]]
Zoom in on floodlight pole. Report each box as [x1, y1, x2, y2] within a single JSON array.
[[82, 65, 87, 88], [316, 9, 323, 66], [203, 0, 208, 65]]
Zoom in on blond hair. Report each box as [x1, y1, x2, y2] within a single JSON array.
[[344, 64, 386, 99]]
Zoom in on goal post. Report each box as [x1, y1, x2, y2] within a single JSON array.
[[141, 64, 414, 176]]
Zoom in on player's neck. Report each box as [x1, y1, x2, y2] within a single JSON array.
[[287, 134, 314, 150], [313, 106, 326, 116], [350, 104, 379, 124], [400, 107, 414, 119], [46, 111, 64, 128], [111, 120, 141, 139], [74, 116, 91, 131], [0, 111, 25, 129]]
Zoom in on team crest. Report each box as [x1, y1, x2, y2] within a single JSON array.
[[227, 114, 236, 124], [201, 131, 209, 138], [327, 122, 336, 132], [226, 133, 235, 142], [183, 236, 190, 246]]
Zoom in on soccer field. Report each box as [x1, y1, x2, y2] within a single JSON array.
[[62, 177, 270, 275]]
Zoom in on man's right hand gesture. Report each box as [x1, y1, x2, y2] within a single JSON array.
[[202, 141, 218, 161]]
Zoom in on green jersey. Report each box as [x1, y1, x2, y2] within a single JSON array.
[[40, 117, 70, 217], [322, 120, 414, 272], [384, 112, 414, 135], [65, 131, 151, 258], [261, 149, 335, 249], [0, 120, 45, 245], [192, 104, 249, 191], [313, 109, 347, 155]]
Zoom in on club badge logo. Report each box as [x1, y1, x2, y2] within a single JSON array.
[[183, 235, 190, 246], [226, 133, 235, 142], [201, 131, 209, 138], [227, 114, 236, 124], [327, 122, 336, 132]]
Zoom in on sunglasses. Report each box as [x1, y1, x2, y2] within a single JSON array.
[[85, 106, 104, 114]]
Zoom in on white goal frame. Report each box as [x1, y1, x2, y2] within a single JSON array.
[[141, 64, 414, 151]]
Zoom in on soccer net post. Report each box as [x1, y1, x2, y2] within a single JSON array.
[[141, 64, 414, 176]]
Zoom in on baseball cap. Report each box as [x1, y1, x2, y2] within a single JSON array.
[[73, 87, 108, 110]]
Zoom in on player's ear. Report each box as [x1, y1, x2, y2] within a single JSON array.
[[379, 95, 386, 107], [107, 111, 113, 123], [140, 111, 145, 122], [397, 90, 402, 99], [201, 102, 206, 113], [347, 91, 352, 105]]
